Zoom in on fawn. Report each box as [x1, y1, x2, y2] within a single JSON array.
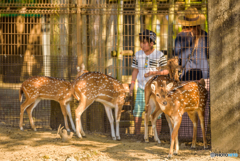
[[151, 79, 208, 157]]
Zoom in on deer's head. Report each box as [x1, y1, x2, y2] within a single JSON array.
[[76, 63, 88, 79], [151, 80, 173, 107]]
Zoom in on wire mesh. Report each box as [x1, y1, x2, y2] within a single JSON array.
[[0, 0, 210, 142]]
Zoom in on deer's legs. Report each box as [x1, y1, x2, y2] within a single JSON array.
[[165, 114, 173, 143], [168, 118, 181, 158], [75, 98, 93, 138], [198, 109, 208, 149], [166, 115, 178, 154], [115, 104, 123, 141], [26, 98, 41, 131], [104, 106, 116, 140], [144, 106, 151, 143], [187, 111, 198, 148], [150, 109, 162, 144], [65, 103, 76, 132], [174, 133, 179, 155], [19, 98, 36, 131], [59, 103, 70, 132]]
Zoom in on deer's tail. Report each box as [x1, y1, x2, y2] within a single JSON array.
[[19, 85, 24, 102]]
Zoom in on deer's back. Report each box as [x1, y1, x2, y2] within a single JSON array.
[[146, 75, 173, 89], [73, 72, 125, 103], [169, 81, 207, 111], [22, 76, 72, 101]]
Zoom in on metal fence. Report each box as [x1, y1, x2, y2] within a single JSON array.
[[0, 0, 210, 142]]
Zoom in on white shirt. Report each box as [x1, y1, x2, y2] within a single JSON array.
[[131, 49, 167, 89]]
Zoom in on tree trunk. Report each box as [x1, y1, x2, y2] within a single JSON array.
[[50, 0, 69, 130]]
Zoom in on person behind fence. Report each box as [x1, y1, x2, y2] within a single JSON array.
[[174, 7, 210, 138], [129, 29, 169, 135], [174, 7, 209, 81]]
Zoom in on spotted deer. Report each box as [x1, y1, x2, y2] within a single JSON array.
[[156, 56, 182, 82], [151, 79, 208, 157], [19, 64, 88, 132], [71, 72, 128, 140], [144, 57, 182, 144], [144, 75, 179, 144]]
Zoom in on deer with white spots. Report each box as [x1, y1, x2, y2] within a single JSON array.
[[71, 72, 128, 140], [144, 57, 182, 144], [144, 75, 179, 144], [151, 78, 208, 158], [19, 64, 88, 132], [144, 56, 182, 143]]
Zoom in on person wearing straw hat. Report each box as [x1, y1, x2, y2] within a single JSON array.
[[174, 7, 210, 139], [175, 7, 209, 81], [130, 29, 169, 136]]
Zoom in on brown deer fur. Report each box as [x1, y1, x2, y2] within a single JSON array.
[[151, 79, 208, 157], [157, 56, 182, 82], [71, 72, 128, 140], [144, 75, 180, 144], [19, 64, 88, 132]]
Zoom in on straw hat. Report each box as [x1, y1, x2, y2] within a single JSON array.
[[177, 7, 206, 26]]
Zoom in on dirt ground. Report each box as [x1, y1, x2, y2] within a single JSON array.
[[0, 124, 239, 161]]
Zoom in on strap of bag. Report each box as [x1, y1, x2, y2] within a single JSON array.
[[182, 37, 199, 69]]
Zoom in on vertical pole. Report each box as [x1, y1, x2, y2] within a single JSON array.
[[133, 0, 141, 112], [117, 0, 123, 81], [50, 0, 70, 130], [88, 0, 99, 72], [185, 0, 190, 9], [82, 0, 87, 67], [101, 0, 107, 73], [152, 0, 157, 31], [168, 0, 174, 58], [41, 15, 51, 77], [134, 0, 140, 54], [59, 0, 69, 79], [201, 0, 208, 32], [145, 14, 152, 30], [77, 0, 82, 66], [152, 0, 160, 51]]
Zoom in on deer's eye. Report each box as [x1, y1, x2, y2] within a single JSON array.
[[156, 93, 160, 97]]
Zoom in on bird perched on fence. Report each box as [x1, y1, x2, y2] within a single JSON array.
[[57, 124, 73, 142]]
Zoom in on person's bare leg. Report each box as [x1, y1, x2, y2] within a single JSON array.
[[134, 117, 142, 135], [156, 118, 162, 135]]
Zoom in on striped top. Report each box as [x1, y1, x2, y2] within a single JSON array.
[[132, 49, 167, 89]]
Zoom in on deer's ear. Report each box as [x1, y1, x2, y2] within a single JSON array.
[[76, 65, 81, 72], [151, 81, 157, 94], [81, 63, 85, 70], [166, 82, 173, 91]]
